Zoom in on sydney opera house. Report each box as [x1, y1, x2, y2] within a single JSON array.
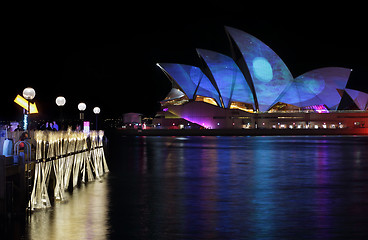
[[153, 27, 368, 130]]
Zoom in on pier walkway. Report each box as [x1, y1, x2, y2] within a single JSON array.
[[1, 130, 109, 217]]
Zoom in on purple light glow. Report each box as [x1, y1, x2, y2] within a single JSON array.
[[182, 116, 215, 129], [303, 105, 329, 113]]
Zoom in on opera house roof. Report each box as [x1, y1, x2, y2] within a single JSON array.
[[157, 27, 368, 112]]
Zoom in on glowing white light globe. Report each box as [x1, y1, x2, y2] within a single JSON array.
[[93, 107, 101, 114], [55, 96, 66, 106], [23, 87, 36, 100], [78, 102, 86, 111]]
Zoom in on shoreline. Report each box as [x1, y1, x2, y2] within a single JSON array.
[[114, 128, 368, 136]]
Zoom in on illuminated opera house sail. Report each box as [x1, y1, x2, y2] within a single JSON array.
[[154, 27, 368, 130]]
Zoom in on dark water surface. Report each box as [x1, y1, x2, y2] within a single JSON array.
[[24, 135, 368, 239]]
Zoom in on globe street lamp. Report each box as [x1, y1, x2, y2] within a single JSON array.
[[23, 87, 36, 101], [93, 107, 100, 130], [23, 87, 36, 130], [78, 102, 86, 120], [56, 96, 66, 129], [56, 96, 66, 107]]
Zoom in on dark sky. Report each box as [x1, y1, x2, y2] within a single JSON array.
[[2, 6, 367, 122]]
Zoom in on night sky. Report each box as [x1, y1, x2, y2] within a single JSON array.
[[2, 6, 367, 122]]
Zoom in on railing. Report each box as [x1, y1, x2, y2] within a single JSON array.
[[15, 130, 109, 210], [14, 140, 33, 213]]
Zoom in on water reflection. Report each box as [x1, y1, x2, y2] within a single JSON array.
[[24, 135, 368, 239], [314, 141, 332, 239], [27, 177, 110, 240]]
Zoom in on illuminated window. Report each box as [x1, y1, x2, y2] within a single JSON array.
[[195, 96, 218, 106], [268, 102, 299, 112], [229, 101, 254, 112], [162, 95, 189, 106]]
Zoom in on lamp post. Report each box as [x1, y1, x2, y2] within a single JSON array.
[[23, 87, 36, 131], [56, 96, 66, 130], [78, 102, 86, 120], [77, 102, 86, 132], [93, 107, 100, 130]]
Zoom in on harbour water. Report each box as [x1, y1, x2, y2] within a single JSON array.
[[20, 135, 368, 239]]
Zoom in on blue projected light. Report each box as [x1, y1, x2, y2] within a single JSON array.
[[226, 26, 294, 111], [157, 63, 200, 99], [252, 57, 273, 82], [303, 77, 325, 95], [197, 49, 255, 108], [157, 63, 222, 106], [273, 67, 351, 109], [345, 88, 368, 110], [158, 27, 355, 112], [196, 75, 222, 106]]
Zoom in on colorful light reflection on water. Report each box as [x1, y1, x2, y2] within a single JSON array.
[[24, 135, 368, 239]]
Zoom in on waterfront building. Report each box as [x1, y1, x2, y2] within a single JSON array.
[[154, 27, 368, 129]]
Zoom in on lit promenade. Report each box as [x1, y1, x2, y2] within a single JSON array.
[[0, 130, 109, 215]]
